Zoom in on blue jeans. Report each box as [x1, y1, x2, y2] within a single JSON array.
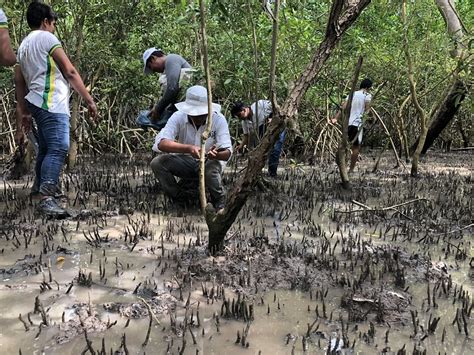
[[27, 102, 69, 196], [268, 130, 286, 176]]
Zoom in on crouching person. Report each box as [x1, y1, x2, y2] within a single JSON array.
[[150, 86, 232, 211]]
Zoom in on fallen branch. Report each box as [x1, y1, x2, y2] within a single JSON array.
[[335, 198, 427, 221], [347, 198, 427, 213], [450, 147, 474, 151], [434, 223, 473, 235], [138, 297, 161, 325]]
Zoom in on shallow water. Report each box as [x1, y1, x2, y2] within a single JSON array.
[[1, 152, 472, 354]]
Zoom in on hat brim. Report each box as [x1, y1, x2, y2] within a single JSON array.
[[143, 49, 156, 75], [175, 102, 221, 116], [144, 66, 152, 75]]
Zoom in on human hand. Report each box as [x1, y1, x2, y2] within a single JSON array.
[[366, 111, 374, 124], [15, 105, 32, 145], [188, 145, 201, 159], [207, 145, 222, 160], [87, 101, 98, 122], [149, 107, 159, 120], [329, 118, 337, 125], [235, 144, 246, 153]]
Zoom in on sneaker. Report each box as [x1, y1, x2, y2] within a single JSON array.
[[30, 188, 65, 200], [37, 197, 70, 218]]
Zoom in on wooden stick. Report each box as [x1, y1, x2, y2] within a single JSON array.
[[336, 198, 426, 218], [138, 297, 161, 325], [352, 198, 426, 211], [450, 147, 474, 151], [372, 140, 389, 173], [371, 108, 406, 170], [198, 0, 213, 213]]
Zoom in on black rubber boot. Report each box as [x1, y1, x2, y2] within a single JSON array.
[[37, 197, 70, 218]]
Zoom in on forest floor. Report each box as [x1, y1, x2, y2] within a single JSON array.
[[0, 150, 472, 354]]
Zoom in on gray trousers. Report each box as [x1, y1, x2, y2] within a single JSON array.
[[151, 154, 225, 206]]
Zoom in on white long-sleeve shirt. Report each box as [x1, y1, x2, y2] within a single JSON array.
[[153, 111, 232, 165]]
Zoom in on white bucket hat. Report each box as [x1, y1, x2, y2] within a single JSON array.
[[175, 86, 221, 116], [143, 47, 161, 75]]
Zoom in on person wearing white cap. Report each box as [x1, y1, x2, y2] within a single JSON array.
[[0, 8, 17, 66], [142, 47, 192, 129], [151, 85, 232, 210]]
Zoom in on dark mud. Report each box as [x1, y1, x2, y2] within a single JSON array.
[[0, 150, 472, 354]]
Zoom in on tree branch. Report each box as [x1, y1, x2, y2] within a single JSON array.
[[198, 0, 213, 213]]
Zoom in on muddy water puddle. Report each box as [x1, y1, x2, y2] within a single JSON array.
[[1, 152, 473, 354]]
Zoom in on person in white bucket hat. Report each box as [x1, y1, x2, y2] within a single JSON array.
[[141, 47, 192, 129], [151, 86, 232, 211]]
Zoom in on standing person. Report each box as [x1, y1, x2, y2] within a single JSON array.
[[231, 100, 286, 177], [140, 47, 193, 130], [15, 1, 98, 217], [332, 78, 373, 173], [0, 8, 17, 66], [151, 85, 232, 211]]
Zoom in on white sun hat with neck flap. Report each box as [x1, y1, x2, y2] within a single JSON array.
[[175, 85, 221, 116]]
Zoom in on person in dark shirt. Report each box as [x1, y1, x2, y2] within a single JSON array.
[[142, 47, 192, 129]]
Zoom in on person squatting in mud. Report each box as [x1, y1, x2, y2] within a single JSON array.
[[231, 99, 286, 177], [331, 78, 373, 173], [15, 1, 98, 218], [150, 85, 232, 211]]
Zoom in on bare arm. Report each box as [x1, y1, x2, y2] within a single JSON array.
[[0, 28, 16, 66], [365, 101, 372, 116], [51, 47, 97, 119], [158, 139, 200, 158], [332, 100, 347, 123], [14, 66, 28, 111], [207, 147, 231, 161], [158, 139, 230, 161], [237, 133, 249, 150], [14, 66, 32, 143]]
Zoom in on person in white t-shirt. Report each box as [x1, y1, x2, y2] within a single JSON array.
[[15, 1, 98, 217], [0, 8, 16, 66], [151, 86, 232, 211], [332, 79, 373, 173], [231, 100, 272, 151]]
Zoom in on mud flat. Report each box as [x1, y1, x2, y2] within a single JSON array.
[[0, 151, 472, 354]]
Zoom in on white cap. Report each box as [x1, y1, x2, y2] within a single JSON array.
[[175, 86, 221, 116], [143, 47, 160, 75]]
